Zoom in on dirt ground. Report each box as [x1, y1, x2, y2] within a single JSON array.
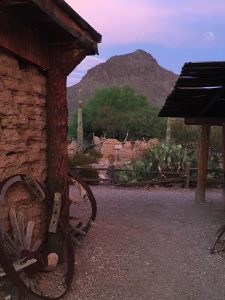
[[64, 186, 225, 300]]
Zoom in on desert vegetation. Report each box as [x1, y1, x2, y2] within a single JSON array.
[[68, 86, 223, 184]]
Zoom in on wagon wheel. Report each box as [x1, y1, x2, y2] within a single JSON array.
[[211, 224, 225, 254], [0, 174, 74, 300], [68, 168, 97, 244]]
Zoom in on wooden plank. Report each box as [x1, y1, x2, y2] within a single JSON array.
[[9, 209, 23, 247], [176, 82, 224, 88], [172, 88, 220, 96], [25, 221, 35, 250], [32, 0, 85, 39], [182, 62, 225, 69], [0, 11, 48, 69], [48, 192, 62, 233], [199, 88, 225, 116], [185, 117, 225, 126], [195, 124, 210, 203], [0, 258, 37, 278], [180, 70, 225, 78], [176, 77, 225, 86]]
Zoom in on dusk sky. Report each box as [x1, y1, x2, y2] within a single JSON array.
[[66, 0, 225, 86]]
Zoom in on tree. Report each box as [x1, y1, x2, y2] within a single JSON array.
[[68, 86, 166, 141]]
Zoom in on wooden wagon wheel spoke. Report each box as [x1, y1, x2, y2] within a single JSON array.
[[68, 168, 97, 242], [0, 174, 75, 300]]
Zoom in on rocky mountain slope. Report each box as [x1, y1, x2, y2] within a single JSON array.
[[67, 49, 178, 115]]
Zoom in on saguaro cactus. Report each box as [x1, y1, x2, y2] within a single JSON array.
[[77, 89, 83, 154]]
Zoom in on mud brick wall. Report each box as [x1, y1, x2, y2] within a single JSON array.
[[93, 138, 159, 161], [0, 50, 47, 183], [0, 50, 48, 238]]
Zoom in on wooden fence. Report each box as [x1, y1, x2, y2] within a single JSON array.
[[70, 163, 224, 188]]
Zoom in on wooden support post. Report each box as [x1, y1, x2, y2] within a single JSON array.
[[109, 165, 115, 185], [47, 48, 68, 208], [184, 162, 191, 189], [195, 124, 210, 203], [47, 48, 68, 258], [222, 124, 225, 209], [46, 47, 87, 256]]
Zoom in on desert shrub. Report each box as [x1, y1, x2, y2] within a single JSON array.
[[116, 143, 198, 183], [86, 148, 102, 163], [68, 152, 100, 182], [68, 154, 92, 167]]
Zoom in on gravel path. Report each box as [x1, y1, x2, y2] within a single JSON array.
[[64, 186, 225, 300]]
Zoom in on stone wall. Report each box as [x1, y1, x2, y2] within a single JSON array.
[[0, 49, 47, 183]]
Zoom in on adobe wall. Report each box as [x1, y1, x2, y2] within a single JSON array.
[[0, 50, 47, 182], [0, 49, 47, 240]]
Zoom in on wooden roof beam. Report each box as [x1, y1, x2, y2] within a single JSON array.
[[0, 0, 29, 5], [185, 117, 225, 126]]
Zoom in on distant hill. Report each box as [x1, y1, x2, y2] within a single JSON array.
[[67, 49, 178, 115]]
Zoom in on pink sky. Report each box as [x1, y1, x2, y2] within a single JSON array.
[[66, 0, 225, 46], [65, 0, 225, 86]]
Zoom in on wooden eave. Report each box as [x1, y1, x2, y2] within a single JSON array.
[[159, 61, 225, 124], [0, 0, 102, 70]]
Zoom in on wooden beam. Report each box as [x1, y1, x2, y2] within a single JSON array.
[[0, 0, 29, 5], [0, 11, 48, 69], [195, 124, 210, 203], [32, 0, 85, 39], [185, 117, 225, 126], [61, 48, 86, 76], [222, 124, 225, 209]]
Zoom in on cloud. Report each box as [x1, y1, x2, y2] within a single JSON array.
[[202, 31, 215, 43], [67, 56, 105, 86]]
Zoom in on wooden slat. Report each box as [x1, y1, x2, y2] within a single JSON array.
[[9, 209, 23, 248], [176, 77, 225, 86], [48, 192, 62, 233], [199, 87, 225, 115], [185, 117, 225, 126], [0, 11, 49, 69], [32, 0, 84, 39], [0, 258, 37, 278], [172, 87, 220, 95], [183, 61, 225, 69], [176, 81, 224, 88], [181, 70, 225, 78], [25, 221, 35, 250]]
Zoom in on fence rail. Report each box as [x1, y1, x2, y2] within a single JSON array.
[[70, 164, 224, 187]]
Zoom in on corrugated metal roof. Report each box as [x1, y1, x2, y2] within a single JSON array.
[[158, 61, 225, 118]]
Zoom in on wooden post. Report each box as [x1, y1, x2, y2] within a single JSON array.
[[109, 165, 115, 185], [47, 48, 68, 209], [184, 162, 191, 189], [195, 124, 210, 203], [222, 124, 225, 209], [47, 48, 68, 257], [46, 47, 87, 257]]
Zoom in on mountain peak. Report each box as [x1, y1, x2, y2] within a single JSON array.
[[67, 50, 178, 116], [132, 49, 157, 63]]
